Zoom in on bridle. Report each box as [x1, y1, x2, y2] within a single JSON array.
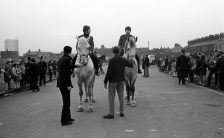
[[79, 53, 89, 66]]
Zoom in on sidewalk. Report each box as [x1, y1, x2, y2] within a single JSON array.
[[0, 76, 57, 97]]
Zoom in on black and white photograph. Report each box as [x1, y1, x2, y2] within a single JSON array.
[[0, 0, 224, 137]]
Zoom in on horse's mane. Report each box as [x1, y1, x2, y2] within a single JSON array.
[[77, 37, 90, 55]]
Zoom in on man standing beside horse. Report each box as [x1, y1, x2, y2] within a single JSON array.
[[103, 46, 133, 119], [118, 26, 142, 74], [73, 25, 99, 76], [57, 46, 75, 126]]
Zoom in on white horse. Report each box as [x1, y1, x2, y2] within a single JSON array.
[[74, 37, 95, 112], [124, 36, 138, 107]]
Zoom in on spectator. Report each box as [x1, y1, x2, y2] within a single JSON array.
[[142, 55, 150, 77], [11, 64, 19, 89], [171, 58, 177, 77], [215, 51, 224, 90], [48, 59, 53, 81], [4, 67, 11, 91], [30, 58, 40, 92], [188, 54, 196, 83], [16, 63, 22, 88], [20, 62, 26, 87], [176, 49, 189, 85], [207, 51, 218, 87], [38, 56, 47, 86], [197, 55, 207, 86]]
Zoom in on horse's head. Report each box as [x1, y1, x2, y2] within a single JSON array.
[[77, 37, 90, 55], [125, 36, 137, 53], [79, 54, 89, 66]]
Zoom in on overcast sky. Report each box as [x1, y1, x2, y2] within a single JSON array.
[[0, 0, 223, 55]]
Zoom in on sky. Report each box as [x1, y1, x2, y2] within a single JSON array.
[[0, 0, 223, 55]]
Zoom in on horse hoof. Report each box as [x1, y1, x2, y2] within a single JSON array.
[[130, 103, 136, 107], [84, 99, 89, 103], [126, 101, 131, 105], [91, 99, 96, 103], [87, 107, 93, 113], [77, 108, 84, 112]]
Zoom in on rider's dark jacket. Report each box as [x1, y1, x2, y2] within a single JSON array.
[[118, 34, 133, 50]]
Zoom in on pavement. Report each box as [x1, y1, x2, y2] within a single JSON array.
[[0, 66, 224, 138]]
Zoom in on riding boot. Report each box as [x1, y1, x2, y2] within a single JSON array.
[[135, 54, 142, 74], [89, 53, 99, 76]]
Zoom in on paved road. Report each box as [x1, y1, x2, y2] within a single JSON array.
[[0, 66, 224, 138]]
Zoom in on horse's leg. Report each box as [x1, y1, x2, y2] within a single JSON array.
[[130, 76, 137, 107], [125, 80, 131, 105], [77, 81, 84, 112], [87, 82, 93, 112], [91, 75, 96, 103], [84, 82, 88, 103]]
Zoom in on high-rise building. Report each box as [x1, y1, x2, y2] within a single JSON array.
[[4, 39, 19, 52]]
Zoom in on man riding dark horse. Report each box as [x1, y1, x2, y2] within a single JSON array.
[[73, 25, 99, 76], [118, 26, 142, 74]]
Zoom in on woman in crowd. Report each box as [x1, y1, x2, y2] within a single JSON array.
[[187, 54, 196, 83], [197, 55, 207, 85], [11, 64, 19, 89]]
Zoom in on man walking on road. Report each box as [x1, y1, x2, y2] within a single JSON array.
[[103, 46, 133, 119], [57, 46, 75, 126]]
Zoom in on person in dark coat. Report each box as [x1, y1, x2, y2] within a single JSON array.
[[38, 56, 47, 86], [57, 46, 76, 126], [176, 49, 189, 85], [197, 55, 207, 86], [207, 51, 218, 87], [103, 46, 133, 119], [142, 55, 150, 77], [30, 58, 40, 92], [73, 25, 99, 76], [118, 26, 142, 74], [215, 51, 224, 90]]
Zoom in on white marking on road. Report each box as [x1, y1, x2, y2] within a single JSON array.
[[0, 123, 3, 126], [150, 129, 158, 132], [218, 128, 224, 130], [116, 112, 120, 114], [124, 130, 134, 132]]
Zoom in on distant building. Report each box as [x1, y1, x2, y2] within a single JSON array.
[[1, 51, 19, 59], [5, 39, 19, 52], [23, 49, 62, 61], [95, 45, 150, 61], [185, 33, 224, 54], [171, 43, 183, 53]]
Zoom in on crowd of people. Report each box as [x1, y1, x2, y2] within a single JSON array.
[[158, 49, 224, 90], [3, 56, 57, 92]]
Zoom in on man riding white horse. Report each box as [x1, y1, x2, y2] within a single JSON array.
[[74, 37, 95, 112], [118, 26, 142, 74], [73, 25, 99, 76], [123, 36, 138, 106]]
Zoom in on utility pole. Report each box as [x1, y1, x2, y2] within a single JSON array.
[[148, 41, 150, 50]]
